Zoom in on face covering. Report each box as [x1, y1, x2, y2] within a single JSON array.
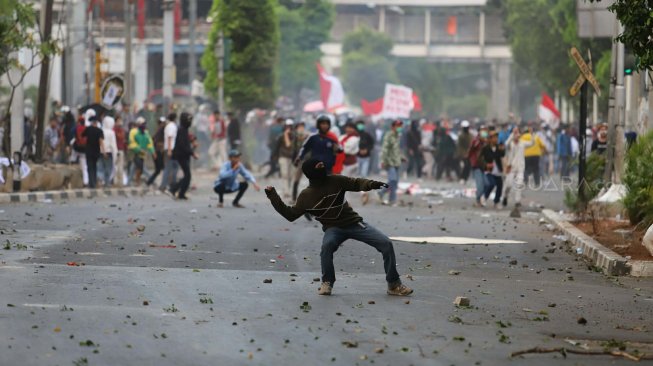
[[480, 130, 489, 139], [396, 127, 404, 134], [138, 125, 146, 132], [356, 124, 364, 132], [302, 158, 327, 182]]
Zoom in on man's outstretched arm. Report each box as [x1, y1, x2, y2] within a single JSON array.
[[265, 186, 305, 222], [337, 175, 388, 192]]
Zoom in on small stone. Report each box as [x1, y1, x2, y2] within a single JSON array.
[[448, 270, 461, 275], [367, 300, 375, 305], [577, 317, 587, 325], [263, 279, 272, 284], [374, 348, 384, 354], [142, 301, 149, 306], [404, 300, 410, 304], [454, 296, 470, 307], [509, 259, 518, 265], [313, 277, 320, 282]]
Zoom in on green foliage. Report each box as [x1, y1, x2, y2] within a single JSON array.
[[589, 0, 653, 71], [201, 0, 280, 111], [277, 0, 334, 100], [564, 153, 607, 214], [341, 26, 397, 103], [501, 0, 610, 93], [623, 131, 653, 227]]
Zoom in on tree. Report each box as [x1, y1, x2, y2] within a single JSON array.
[[501, 0, 611, 95], [589, 0, 653, 71], [395, 58, 444, 116], [341, 26, 398, 104], [277, 0, 334, 103], [201, 0, 279, 112], [1, 0, 60, 156]]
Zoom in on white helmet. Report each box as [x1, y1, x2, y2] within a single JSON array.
[[461, 120, 470, 128]]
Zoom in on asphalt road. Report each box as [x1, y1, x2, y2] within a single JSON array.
[[1, 174, 652, 366]]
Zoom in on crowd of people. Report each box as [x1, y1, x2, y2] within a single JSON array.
[[16, 100, 614, 212]]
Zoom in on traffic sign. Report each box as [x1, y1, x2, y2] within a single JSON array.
[[570, 47, 601, 96]]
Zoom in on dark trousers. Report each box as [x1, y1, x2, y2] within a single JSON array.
[[436, 155, 457, 180], [460, 158, 471, 182], [484, 173, 503, 204], [86, 154, 99, 188], [524, 156, 541, 186], [321, 222, 400, 286], [213, 182, 248, 204], [407, 152, 423, 178], [146, 151, 165, 186], [170, 157, 191, 198]]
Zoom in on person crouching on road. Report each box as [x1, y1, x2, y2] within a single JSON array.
[[264, 158, 414, 297], [213, 149, 260, 208]]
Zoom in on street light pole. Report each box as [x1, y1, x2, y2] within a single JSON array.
[[162, 0, 175, 114], [124, 0, 133, 106], [188, 0, 197, 85]]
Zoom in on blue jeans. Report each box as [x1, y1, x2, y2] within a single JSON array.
[[484, 173, 503, 204], [358, 157, 371, 177], [473, 168, 487, 202], [321, 222, 401, 286], [99, 154, 113, 186], [159, 156, 179, 190], [379, 166, 399, 203]]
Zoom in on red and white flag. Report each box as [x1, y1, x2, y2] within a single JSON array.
[[538, 92, 560, 128], [316, 63, 345, 112]]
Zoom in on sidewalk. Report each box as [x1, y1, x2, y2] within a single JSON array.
[[0, 187, 151, 204]]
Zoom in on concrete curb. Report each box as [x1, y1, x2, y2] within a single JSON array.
[[0, 187, 151, 204], [542, 209, 631, 276]]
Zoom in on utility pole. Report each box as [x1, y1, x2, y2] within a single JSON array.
[[603, 24, 619, 183], [188, 0, 197, 85], [9, 52, 24, 156], [162, 0, 175, 114], [613, 26, 626, 184], [35, 0, 54, 163], [124, 0, 133, 106]]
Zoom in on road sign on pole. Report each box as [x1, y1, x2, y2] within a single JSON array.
[[570, 47, 601, 96]]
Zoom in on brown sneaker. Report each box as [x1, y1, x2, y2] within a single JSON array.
[[387, 283, 413, 296], [233, 203, 245, 208], [317, 281, 332, 296]]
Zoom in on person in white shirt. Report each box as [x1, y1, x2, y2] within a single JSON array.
[[100, 116, 118, 186], [159, 113, 179, 192], [503, 127, 534, 216], [339, 122, 360, 176]]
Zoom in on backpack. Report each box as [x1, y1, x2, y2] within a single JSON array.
[[73, 124, 87, 152]]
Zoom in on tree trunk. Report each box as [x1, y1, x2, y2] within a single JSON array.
[[35, 0, 54, 163]]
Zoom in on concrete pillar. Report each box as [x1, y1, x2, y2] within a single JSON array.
[[133, 44, 148, 108], [479, 11, 485, 57], [162, 0, 175, 112], [424, 9, 431, 46], [490, 61, 510, 121], [378, 6, 385, 33], [64, 0, 86, 106], [592, 92, 598, 126]]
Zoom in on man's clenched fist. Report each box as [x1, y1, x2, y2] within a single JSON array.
[[370, 181, 389, 190]]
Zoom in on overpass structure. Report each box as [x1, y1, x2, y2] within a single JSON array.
[[322, 0, 512, 119]]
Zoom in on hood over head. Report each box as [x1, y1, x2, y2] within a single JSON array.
[[302, 158, 328, 183]]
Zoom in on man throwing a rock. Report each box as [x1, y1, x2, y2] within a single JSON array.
[[264, 158, 413, 297]]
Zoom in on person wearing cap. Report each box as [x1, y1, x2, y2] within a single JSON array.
[[339, 121, 360, 176], [128, 117, 155, 186], [503, 126, 534, 216], [169, 112, 197, 200], [264, 158, 413, 297], [82, 115, 105, 188], [159, 113, 180, 192], [378, 120, 404, 206], [146, 116, 167, 187], [295, 114, 340, 173], [213, 149, 260, 208]]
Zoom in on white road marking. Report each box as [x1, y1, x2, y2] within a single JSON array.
[[77, 252, 105, 256], [0, 265, 25, 269], [390, 236, 526, 245]]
